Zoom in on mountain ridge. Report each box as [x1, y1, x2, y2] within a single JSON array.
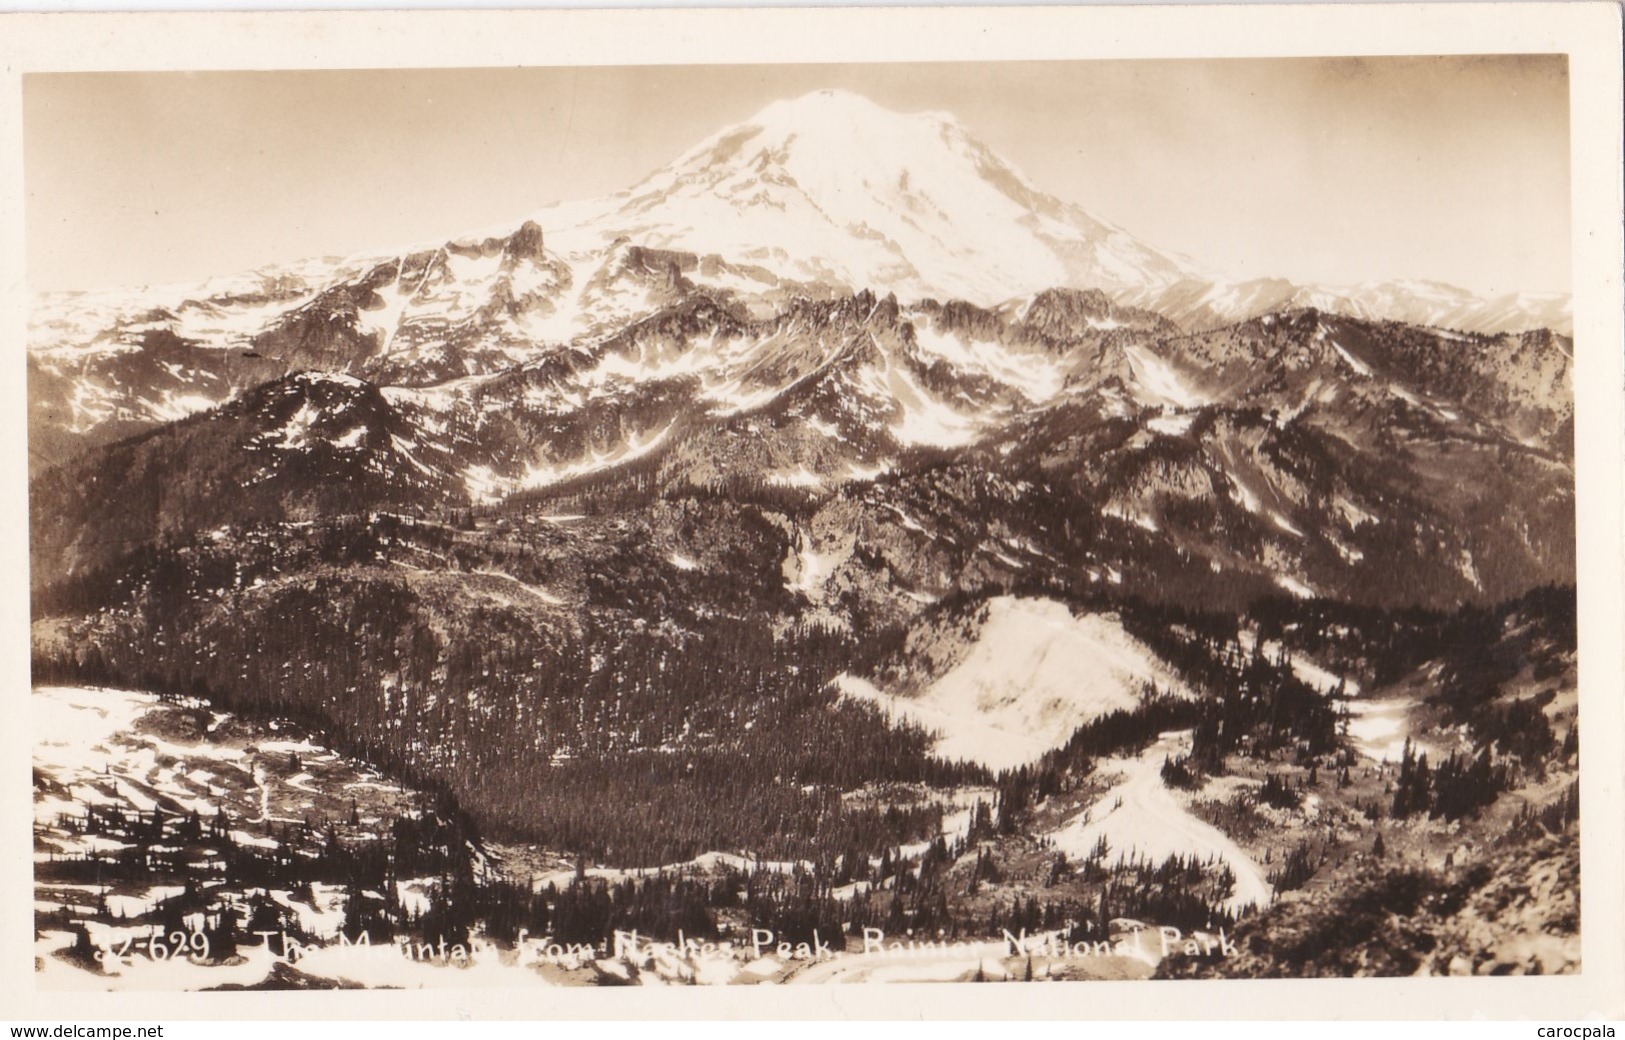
[[29, 89, 1572, 471]]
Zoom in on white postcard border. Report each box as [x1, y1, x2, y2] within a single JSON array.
[[0, 3, 1620, 1020]]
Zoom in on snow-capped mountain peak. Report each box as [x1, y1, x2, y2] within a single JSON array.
[[531, 89, 1203, 307], [27, 88, 1573, 474]]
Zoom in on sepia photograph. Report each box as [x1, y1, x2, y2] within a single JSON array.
[[5, 5, 1622, 1017]]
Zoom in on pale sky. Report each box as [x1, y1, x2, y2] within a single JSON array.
[[25, 57, 1571, 295]]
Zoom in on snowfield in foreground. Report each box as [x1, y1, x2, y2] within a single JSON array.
[[833, 596, 1188, 771], [1050, 730, 1273, 913]]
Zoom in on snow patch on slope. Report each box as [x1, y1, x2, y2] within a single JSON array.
[[518, 422, 675, 489], [1328, 338, 1373, 378], [908, 324, 1065, 404], [1124, 345, 1206, 409], [1050, 730, 1272, 913], [832, 597, 1187, 771]]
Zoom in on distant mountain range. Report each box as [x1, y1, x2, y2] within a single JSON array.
[[30, 90, 1575, 613], [28, 89, 1569, 471]]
